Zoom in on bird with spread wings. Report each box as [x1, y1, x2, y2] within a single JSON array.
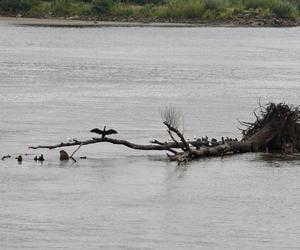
[[90, 126, 118, 139]]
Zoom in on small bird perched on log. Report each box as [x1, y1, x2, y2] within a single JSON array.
[[90, 126, 118, 139], [211, 138, 218, 146]]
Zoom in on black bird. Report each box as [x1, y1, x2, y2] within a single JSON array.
[[90, 126, 118, 139], [38, 154, 44, 162], [211, 138, 218, 146], [16, 155, 22, 162]]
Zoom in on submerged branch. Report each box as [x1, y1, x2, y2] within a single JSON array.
[[69, 144, 83, 162]]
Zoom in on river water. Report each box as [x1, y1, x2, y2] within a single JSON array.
[[0, 20, 300, 249]]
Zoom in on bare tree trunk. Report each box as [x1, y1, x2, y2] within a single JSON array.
[[28, 103, 300, 163]]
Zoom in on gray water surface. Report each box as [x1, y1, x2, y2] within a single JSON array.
[[1, 21, 300, 249]]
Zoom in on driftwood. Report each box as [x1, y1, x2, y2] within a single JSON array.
[[30, 137, 179, 153], [28, 103, 300, 163], [1, 155, 11, 160]]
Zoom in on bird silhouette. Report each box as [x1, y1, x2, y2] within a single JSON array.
[[90, 126, 118, 139], [38, 154, 44, 162], [16, 155, 22, 162]]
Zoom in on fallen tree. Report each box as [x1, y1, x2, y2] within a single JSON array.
[[29, 103, 300, 163]]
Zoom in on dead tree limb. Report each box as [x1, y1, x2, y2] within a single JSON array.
[[167, 129, 181, 149], [1, 155, 11, 160], [69, 144, 83, 162], [29, 137, 178, 154], [163, 121, 191, 152], [28, 103, 300, 163]]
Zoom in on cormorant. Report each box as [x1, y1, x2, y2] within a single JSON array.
[[38, 154, 44, 161], [211, 138, 218, 146], [90, 126, 118, 139], [201, 136, 209, 146], [16, 155, 22, 162]]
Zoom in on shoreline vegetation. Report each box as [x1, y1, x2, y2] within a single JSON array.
[[0, 0, 300, 27]]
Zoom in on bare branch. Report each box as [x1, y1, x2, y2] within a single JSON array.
[[1, 155, 11, 160], [163, 121, 191, 152], [167, 130, 181, 148], [69, 144, 83, 162], [160, 106, 191, 153], [161, 106, 183, 130], [29, 137, 178, 154], [150, 139, 165, 145]]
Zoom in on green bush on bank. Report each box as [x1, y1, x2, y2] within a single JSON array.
[[92, 0, 113, 14], [0, 0, 32, 13], [244, 0, 298, 18], [50, 0, 72, 15], [271, 0, 298, 18], [156, 0, 299, 19]]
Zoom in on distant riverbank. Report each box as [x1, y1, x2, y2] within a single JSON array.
[[1, 16, 299, 28], [0, 0, 300, 27]]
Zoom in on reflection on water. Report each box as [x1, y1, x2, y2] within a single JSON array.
[[1, 21, 300, 249], [259, 153, 300, 162], [257, 153, 300, 168]]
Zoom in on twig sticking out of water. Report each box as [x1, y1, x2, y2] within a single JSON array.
[[1, 155, 11, 160], [70, 144, 83, 162]]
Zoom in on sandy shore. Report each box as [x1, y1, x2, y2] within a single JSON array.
[[0, 16, 207, 28], [0, 16, 299, 28]]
